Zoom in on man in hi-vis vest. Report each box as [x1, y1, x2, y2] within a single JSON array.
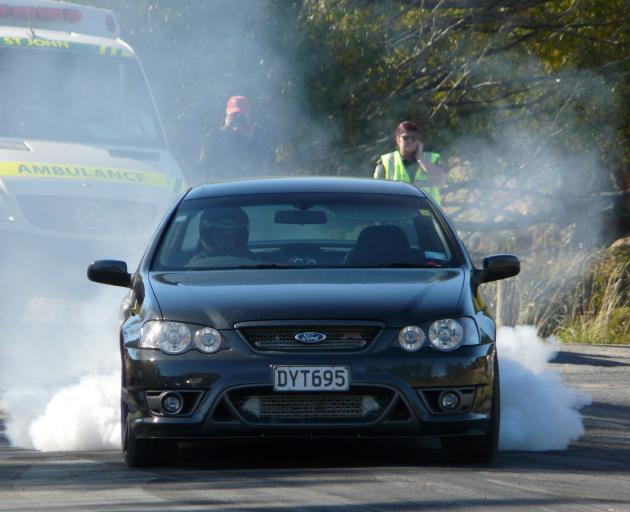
[[374, 121, 447, 205]]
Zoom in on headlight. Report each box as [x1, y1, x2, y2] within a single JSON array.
[[141, 321, 191, 354], [0, 194, 15, 222], [141, 321, 226, 354], [428, 319, 464, 351], [398, 325, 425, 351], [194, 327, 222, 353]]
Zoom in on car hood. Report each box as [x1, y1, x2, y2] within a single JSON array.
[[0, 138, 184, 203], [149, 268, 466, 328]]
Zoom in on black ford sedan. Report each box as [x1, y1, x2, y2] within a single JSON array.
[[88, 177, 519, 467]]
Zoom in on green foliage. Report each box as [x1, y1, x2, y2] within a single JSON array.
[[74, 1, 628, 342], [293, 0, 627, 179], [77, 1, 627, 180], [75, 0, 296, 168]]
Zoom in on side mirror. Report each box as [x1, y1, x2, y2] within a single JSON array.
[[87, 260, 131, 288], [479, 254, 520, 283]]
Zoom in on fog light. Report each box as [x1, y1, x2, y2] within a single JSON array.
[[439, 391, 460, 411], [161, 392, 183, 415]]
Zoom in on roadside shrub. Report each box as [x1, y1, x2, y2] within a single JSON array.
[[516, 245, 630, 343]]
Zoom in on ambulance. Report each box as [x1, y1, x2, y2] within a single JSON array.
[[0, 1, 186, 308]]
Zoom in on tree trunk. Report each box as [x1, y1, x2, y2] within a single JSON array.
[[496, 279, 520, 328]]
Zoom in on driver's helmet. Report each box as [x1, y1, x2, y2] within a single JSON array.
[[199, 206, 250, 254]]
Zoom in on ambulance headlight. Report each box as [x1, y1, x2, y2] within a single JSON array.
[[428, 319, 464, 351], [0, 194, 15, 222], [141, 321, 191, 354]]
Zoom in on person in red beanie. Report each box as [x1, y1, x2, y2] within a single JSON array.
[[374, 121, 447, 205], [224, 96, 251, 133], [196, 96, 274, 184]]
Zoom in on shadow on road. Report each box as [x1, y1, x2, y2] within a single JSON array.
[[553, 350, 630, 367], [170, 437, 630, 474], [2, 422, 630, 485]]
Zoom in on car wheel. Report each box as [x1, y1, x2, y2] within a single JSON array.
[[441, 354, 500, 463], [123, 419, 177, 468]]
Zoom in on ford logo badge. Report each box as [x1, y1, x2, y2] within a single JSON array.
[[294, 332, 327, 344]]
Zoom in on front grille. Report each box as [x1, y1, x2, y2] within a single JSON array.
[[238, 325, 381, 352], [17, 195, 157, 235], [229, 389, 393, 424]]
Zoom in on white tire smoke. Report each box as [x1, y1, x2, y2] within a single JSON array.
[[497, 325, 592, 451], [1, 324, 591, 452]]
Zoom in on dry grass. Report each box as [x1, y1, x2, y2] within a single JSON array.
[[556, 254, 630, 344], [515, 248, 630, 343], [452, 172, 630, 343]]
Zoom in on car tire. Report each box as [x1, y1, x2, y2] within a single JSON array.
[[441, 353, 500, 463], [123, 420, 177, 468]]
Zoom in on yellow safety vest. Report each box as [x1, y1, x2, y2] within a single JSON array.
[[380, 151, 442, 204]]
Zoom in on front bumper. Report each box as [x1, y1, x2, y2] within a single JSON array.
[[123, 332, 496, 440]]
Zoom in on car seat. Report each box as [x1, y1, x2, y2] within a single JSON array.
[[345, 225, 412, 267]]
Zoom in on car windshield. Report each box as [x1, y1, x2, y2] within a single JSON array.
[[0, 48, 165, 148], [152, 192, 459, 270]]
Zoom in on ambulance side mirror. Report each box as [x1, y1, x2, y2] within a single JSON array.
[[87, 260, 132, 288]]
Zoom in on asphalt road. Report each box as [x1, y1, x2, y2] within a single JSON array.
[[1, 344, 629, 512]]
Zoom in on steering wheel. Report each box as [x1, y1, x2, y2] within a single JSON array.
[[278, 243, 326, 266]]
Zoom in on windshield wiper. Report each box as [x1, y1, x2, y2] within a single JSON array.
[[184, 263, 289, 270], [183, 263, 441, 271], [349, 263, 439, 269], [233, 263, 290, 269]]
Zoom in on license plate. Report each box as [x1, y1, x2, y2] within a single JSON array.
[[273, 366, 350, 391]]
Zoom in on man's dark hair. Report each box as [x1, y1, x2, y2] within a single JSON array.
[[395, 121, 419, 137]]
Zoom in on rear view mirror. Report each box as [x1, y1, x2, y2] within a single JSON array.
[[274, 210, 327, 225], [87, 260, 131, 288], [479, 254, 520, 283]]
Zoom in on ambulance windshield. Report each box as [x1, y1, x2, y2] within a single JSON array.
[[0, 48, 165, 148]]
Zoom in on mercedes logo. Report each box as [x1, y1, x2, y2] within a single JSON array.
[[76, 201, 104, 230]]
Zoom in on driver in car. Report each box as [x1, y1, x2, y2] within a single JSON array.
[[191, 206, 258, 261]]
